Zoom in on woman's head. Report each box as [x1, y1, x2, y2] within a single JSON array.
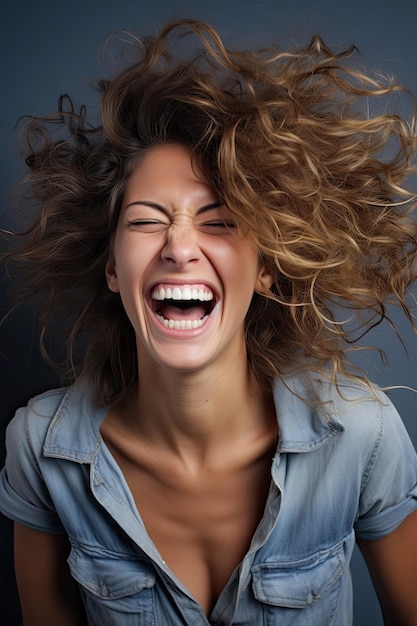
[[5, 18, 417, 403], [105, 142, 272, 377]]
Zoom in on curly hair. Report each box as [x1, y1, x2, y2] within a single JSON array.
[[3, 18, 417, 405]]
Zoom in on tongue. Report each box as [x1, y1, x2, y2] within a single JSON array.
[[159, 303, 207, 321]]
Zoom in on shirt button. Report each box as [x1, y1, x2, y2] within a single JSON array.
[[100, 585, 109, 597]]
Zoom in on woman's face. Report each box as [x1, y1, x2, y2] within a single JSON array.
[[106, 143, 271, 374]]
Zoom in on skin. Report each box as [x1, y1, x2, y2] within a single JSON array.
[[14, 524, 87, 626], [358, 513, 417, 625], [13, 143, 417, 624]]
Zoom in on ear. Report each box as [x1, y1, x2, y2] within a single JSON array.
[[105, 255, 120, 293], [255, 259, 273, 294]]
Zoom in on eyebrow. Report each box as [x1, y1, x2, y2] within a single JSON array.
[[123, 201, 222, 216]]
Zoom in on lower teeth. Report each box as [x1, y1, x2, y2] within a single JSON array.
[[156, 315, 209, 330]]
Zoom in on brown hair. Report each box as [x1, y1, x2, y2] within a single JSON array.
[[3, 18, 417, 404]]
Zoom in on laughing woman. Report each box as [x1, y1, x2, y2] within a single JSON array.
[[1, 18, 417, 626]]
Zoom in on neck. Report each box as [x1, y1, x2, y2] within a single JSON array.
[[126, 357, 275, 463]]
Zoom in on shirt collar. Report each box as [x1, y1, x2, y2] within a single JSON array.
[[43, 383, 109, 462], [273, 371, 344, 453], [43, 371, 344, 461]]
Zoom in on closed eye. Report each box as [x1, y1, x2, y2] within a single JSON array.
[[205, 221, 236, 227], [127, 220, 170, 233], [199, 220, 237, 233]]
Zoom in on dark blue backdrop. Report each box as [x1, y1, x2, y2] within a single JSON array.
[[1, 1, 417, 624]]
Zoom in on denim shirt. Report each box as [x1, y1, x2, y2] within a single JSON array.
[[1, 372, 417, 626]]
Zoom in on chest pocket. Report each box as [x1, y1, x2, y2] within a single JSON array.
[[251, 542, 345, 626], [68, 543, 156, 626]]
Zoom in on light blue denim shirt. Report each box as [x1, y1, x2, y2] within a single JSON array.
[[1, 371, 417, 625]]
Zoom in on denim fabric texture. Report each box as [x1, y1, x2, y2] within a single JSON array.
[[1, 372, 417, 625]]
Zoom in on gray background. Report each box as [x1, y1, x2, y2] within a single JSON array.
[[1, 1, 417, 624]]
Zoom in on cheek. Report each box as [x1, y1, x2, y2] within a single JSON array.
[[111, 236, 162, 300], [216, 243, 261, 303], [112, 231, 140, 277], [229, 242, 260, 281]]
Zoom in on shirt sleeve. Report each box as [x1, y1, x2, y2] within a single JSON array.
[[354, 394, 417, 540], [0, 404, 66, 534]]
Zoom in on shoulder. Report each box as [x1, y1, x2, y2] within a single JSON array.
[[281, 367, 390, 405], [274, 370, 417, 540], [283, 368, 397, 414], [6, 387, 69, 449], [318, 374, 408, 450], [5, 382, 97, 457], [275, 369, 408, 454], [27, 386, 69, 418], [1, 385, 86, 532]]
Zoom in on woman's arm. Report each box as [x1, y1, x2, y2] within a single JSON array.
[[14, 522, 87, 626], [358, 509, 417, 626]]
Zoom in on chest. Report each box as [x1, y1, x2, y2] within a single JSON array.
[[106, 442, 274, 614]]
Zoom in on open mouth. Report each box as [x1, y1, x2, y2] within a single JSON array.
[[151, 285, 216, 330]]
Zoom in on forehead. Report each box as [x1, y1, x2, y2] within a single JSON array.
[[122, 144, 221, 217], [126, 144, 209, 189]]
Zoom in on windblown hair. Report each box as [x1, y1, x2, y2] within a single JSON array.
[[3, 18, 417, 404]]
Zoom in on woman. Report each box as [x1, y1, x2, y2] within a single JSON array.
[[1, 18, 417, 625]]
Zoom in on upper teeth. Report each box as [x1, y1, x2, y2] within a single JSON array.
[[152, 286, 214, 301]]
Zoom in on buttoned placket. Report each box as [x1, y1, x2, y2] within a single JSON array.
[[209, 451, 284, 625]]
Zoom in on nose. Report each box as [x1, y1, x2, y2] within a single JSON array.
[[161, 222, 202, 268]]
